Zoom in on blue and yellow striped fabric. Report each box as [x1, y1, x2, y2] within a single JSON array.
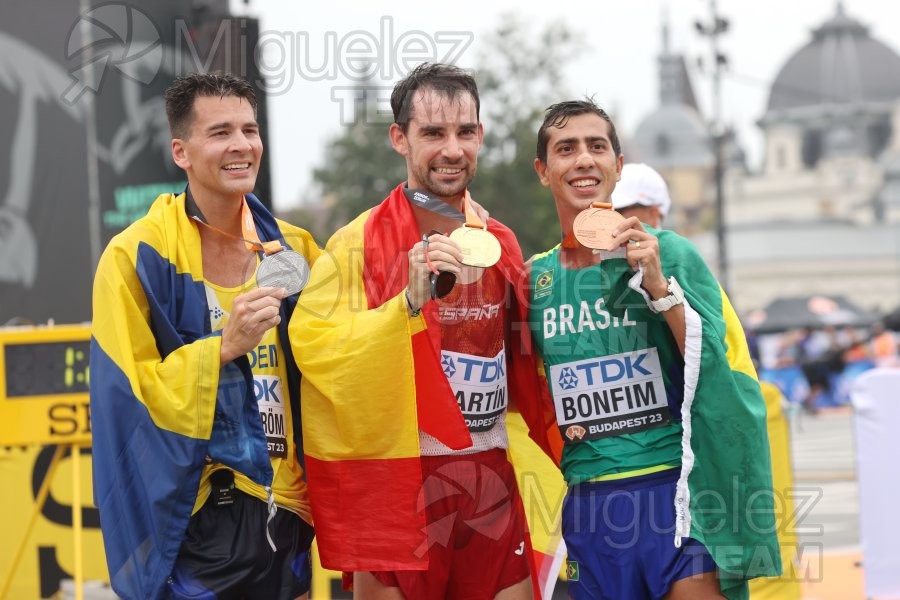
[[90, 192, 318, 600]]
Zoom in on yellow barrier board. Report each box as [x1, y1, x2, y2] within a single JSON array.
[[0, 325, 92, 446], [0, 445, 108, 599], [0, 444, 347, 599], [0, 325, 348, 598]]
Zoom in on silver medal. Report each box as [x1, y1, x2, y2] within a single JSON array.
[[255, 250, 310, 295]]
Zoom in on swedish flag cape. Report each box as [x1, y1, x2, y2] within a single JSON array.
[[90, 192, 319, 600]]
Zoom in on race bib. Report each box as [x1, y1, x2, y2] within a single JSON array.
[[548, 348, 670, 443], [255, 375, 287, 458], [442, 347, 508, 433]]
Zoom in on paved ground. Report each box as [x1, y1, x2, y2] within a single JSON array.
[[791, 406, 859, 548], [790, 406, 868, 600]]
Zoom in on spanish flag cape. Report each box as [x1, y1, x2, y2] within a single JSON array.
[[291, 184, 562, 586], [527, 231, 782, 600], [90, 192, 319, 600]]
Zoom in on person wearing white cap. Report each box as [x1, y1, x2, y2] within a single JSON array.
[[519, 99, 779, 600], [610, 162, 671, 229]]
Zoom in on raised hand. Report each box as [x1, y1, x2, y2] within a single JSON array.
[[220, 286, 287, 363]]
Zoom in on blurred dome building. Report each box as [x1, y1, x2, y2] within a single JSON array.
[[627, 13, 748, 238], [724, 1, 900, 315], [628, 18, 716, 236]]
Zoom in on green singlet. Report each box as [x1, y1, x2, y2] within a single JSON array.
[[528, 246, 683, 485]]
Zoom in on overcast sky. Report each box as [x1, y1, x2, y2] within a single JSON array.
[[231, 0, 900, 211]]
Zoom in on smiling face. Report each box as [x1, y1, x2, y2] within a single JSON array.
[[171, 94, 262, 204], [534, 112, 623, 227], [389, 87, 483, 205]]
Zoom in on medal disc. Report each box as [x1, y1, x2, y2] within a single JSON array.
[[255, 250, 310, 295], [572, 208, 625, 249], [449, 227, 502, 267]]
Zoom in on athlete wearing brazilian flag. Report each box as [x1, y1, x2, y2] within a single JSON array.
[[522, 99, 780, 600]]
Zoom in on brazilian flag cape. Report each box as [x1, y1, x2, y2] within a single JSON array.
[[90, 192, 319, 600], [749, 382, 802, 599], [526, 231, 782, 600], [290, 184, 562, 593]]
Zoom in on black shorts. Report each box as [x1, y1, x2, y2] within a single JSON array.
[[167, 473, 314, 600]]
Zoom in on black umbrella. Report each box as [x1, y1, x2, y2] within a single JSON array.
[[746, 294, 878, 334]]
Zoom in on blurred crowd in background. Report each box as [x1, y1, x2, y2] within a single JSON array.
[[752, 321, 900, 414]]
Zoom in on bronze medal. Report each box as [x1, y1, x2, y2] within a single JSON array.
[[573, 208, 626, 249], [255, 250, 310, 295], [449, 227, 502, 268]]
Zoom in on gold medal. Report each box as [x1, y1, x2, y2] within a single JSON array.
[[449, 227, 502, 267], [573, 207, 625, 249]]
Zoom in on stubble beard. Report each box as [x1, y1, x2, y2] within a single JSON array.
[[416, 163, 476, 201]]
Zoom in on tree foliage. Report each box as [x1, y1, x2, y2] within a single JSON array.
[[298, 14, 584, 257], [471, 15, 584, 257], [305, 85, 407, 234]]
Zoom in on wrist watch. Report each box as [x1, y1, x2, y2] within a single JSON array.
[[648, 276, 685, 313]]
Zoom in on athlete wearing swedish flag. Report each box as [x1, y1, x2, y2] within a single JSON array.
[[521, 99, 780, 600], [90, 74, 319, 600]]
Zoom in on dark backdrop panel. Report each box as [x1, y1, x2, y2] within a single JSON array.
[[0, 0, 271, 325]]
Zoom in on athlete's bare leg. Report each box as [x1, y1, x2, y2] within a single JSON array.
[[353, 572, 405, 600], [665, 571, 724, 600], [494, 576, 533, 600]]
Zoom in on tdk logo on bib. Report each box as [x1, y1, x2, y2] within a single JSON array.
[[548, 348, 670, 443], [442, 355, 457, 378], [442, 351, 506, 383], [572, 353, 653, 385], [558, 367, 579, 390], [442, 348, 508, 432]]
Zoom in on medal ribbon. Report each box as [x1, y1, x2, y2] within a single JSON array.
[[185, 189, 283, 256], [461, 191, 487, 230], [402, 185, 491, 296], [563, 201, 614, 249], [402, 186, 487, 230]]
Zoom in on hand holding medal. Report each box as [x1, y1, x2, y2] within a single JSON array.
[[406, 232, 463, 314], [186, 192, 310, 363], [403, 188, 502, 313], [449, 227, 502, 268], [572, 202, 626, 250], [187, 193, 310, 295], [448, 191, 502, 268], [255, 249, 310, 295]]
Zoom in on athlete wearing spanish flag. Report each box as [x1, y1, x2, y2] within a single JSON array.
[[290, 63, 560, 599]]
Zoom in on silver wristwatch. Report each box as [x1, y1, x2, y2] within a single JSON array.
[[648, 276, 685, 313]]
